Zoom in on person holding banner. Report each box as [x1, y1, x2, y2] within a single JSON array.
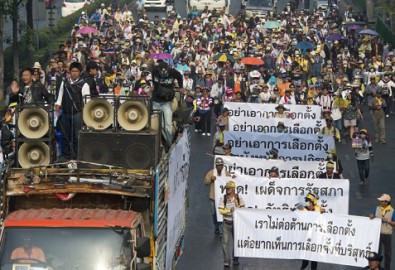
[[320, 117, 341, 142], [326, 149, 344, 176], [274, 104, 289, 118], [222, 143, 233, 157], [362, 252, 384, 270], [213, 121, 226, 155], [318, 162, 342, 179], [218, 180, 245, 267], [268, 166, 280, 178], [300, 193, 324, 270], [369, 194, 395, 270], [204, 157, 231, 236]]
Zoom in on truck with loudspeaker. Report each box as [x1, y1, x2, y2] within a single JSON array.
[[0, 97, 191, 270]]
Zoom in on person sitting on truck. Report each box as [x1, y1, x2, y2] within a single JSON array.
[[11, 237, 46, 264]]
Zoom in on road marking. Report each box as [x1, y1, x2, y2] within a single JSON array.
[[356, 191, 363, 200]]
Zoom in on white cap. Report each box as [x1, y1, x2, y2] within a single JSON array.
[[378, 194, 391, 201]]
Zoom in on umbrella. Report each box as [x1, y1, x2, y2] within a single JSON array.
[[76, 26, 99, 34], [213, 53, 234, 62], [359, 29, 379, 36], [150, 53, 173, 60], [295, 41, 315, 50], [327, 33, 347, 41], [241, 57, 264, 66], [263, 21, 281, 29], [348, 24, 362, 31], [345, 21, 366, 26]]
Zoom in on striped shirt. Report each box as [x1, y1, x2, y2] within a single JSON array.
[[218, 195, 245, 222]]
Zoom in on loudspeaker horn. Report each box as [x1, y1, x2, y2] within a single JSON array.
[[18, 108, 49, 139], [18, 141, 50, 168], [83, 98, 114, 130], [117, 100, 149, 131]]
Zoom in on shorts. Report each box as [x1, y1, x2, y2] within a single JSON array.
[[344, 119, 357, 127]]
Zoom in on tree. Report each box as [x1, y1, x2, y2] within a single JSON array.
[[0, 2, 5, 102], [383, 0, 395, 32], [9, 0, 24, 80]]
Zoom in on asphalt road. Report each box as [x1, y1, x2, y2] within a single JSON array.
[[143, 1, 395, 270]]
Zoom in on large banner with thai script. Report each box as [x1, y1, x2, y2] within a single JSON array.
[[224, 102, 322, 120], [214, 176, 349, 221], [166, 130, 190, 270], [217, 155, 327, 178], [224, 131, 335, 160], [229, 117, 325, 134], [234, 209, 381, 267]]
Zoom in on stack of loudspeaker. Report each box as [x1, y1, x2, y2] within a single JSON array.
[[16, 105, 56, 168], [78, 95, 161, 170]]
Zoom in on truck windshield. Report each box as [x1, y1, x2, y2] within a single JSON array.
[[0, 227, 132, 270]]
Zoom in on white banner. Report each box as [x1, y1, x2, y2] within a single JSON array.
[[217, 155, 327, 178], [224, 102, 322, 120], [234, 209, 381, 267], [224, 131, 335, 160], [166, 130, 190, 270], [214, 176, 350, 221], [229, 117, 325, 134]]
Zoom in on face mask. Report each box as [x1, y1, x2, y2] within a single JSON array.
[[360, 134, 366, 139]]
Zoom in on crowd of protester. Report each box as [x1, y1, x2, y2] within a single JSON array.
[[0, 1, 394, 269]]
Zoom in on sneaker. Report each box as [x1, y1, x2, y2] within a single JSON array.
[[381, 141, 387, 144], [224, 262, 230, 267], [202, 133, 206, 136], [233, 259, 240, 265], [207, 133, 211, 136], [195, 129, 198, 132], [359, 181, 365, 186]]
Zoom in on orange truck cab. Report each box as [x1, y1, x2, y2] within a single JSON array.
[[0, 168, 153, 270], [0, 208, 150, 270]]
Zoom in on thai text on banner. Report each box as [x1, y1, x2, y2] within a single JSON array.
[[234, 208, 381, 267], [224, 131, 335, 160], [214, 176, 350, 222]]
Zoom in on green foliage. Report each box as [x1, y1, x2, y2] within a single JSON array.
[[383, 0, 395, 13], [376, 17, 395, 46], [3, 0, 128, 84]]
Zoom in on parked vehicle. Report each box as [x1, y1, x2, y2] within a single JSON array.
[[313, 0, 329, 12], [144, 0, 167, 9], [61, 0, 89, 17], [187, 0, 230, 14], [245, 0, 274, 18]]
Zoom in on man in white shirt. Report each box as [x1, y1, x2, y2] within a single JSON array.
[[55, 61, 90, 161]]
